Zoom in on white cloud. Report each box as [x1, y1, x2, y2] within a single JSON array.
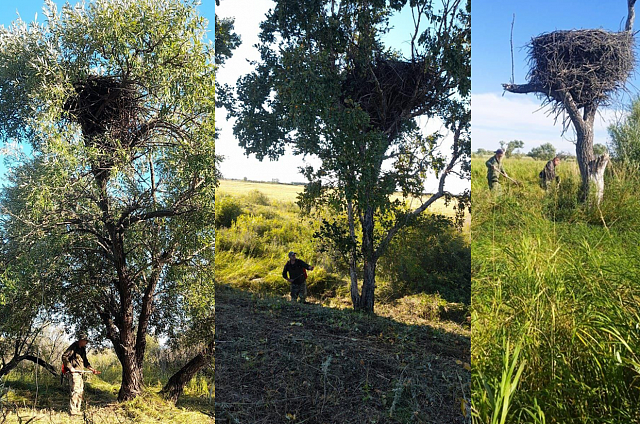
[[472, 92, 624, 154]]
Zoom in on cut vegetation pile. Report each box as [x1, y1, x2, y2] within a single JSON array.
[[215, 286, 470, 423]]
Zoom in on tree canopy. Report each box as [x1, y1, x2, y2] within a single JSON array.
[[227, 0, 470, 312], [0, 0, 215, 401]]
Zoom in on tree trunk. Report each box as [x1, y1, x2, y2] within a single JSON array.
[[161, 341, 214, 403], [358, 260, 376, 312], [355, 207, 376, 312], [571, 103, 608, 204], [118, 351, 144, 401]]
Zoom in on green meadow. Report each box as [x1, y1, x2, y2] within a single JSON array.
[[471, 157, 640, 423]]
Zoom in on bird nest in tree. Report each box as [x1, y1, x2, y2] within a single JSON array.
[[343, 58, 434, 130], [63, 75, 142, 149], [527, 29, 635, 107]]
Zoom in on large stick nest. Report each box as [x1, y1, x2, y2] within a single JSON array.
[[527, 29, 635, 107], [63, 75, 143, 149], [343, 58, 436, 132]]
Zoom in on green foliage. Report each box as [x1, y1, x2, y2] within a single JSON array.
[[378, 213, 470, 304], [472, 157, 640, 423], [501, 140, 524, 157], [229, 0, 470, 310], [593, 143, 608, 156], [0, 0, 215, 398], [608, 96, 640, 166], [527, 143, 557, 161], [215, 194, 244, 228]]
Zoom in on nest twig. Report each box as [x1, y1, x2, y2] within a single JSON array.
[[63, 75, 143, 149], [343, 58, 436, 133], [527, 29, 635, 108]]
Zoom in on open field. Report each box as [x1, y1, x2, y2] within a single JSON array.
[[218, 179, 467, 219], [471, 157, 640, 423]]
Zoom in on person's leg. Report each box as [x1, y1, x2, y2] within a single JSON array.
[[290, 283, 299, 302], [69, 373, 83, 415], [300, 281, 307, 303]]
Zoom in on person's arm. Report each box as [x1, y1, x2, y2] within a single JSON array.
[[80, 347, 98, 374], [62, 346, 74, 372], [300, 260, 314, 271], [282, 264, 291, 282]]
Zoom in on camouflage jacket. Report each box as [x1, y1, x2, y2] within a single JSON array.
[[486, 156, 505, 183]]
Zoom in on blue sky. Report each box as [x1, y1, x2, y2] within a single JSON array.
[[472, 0, 638, 154]]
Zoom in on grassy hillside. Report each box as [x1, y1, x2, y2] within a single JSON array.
[[216, 180, 471, 422], [471, 157, 640, 423], [216, 180, 471, 305]]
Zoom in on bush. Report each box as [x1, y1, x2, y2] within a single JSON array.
[[215, 195, 243, 228], [378, 213, 470, 304]]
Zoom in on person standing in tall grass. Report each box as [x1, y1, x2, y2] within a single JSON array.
[[282, 251, 314, 304], [539, 156, 561, 189], [486, 149, 509, 191]]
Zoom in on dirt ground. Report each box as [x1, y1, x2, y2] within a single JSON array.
[[215, 286, 470, 423]]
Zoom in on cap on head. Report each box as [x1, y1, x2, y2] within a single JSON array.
[[495, 149, 505, 155], [288, 251, 296, 258], [78, 333, 89, 342]]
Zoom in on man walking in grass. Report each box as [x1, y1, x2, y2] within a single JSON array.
[[539, 156, 561, 189], [486, 148, 509, 191], [62, 336, 98, 416], [282, 251, 314, 303]]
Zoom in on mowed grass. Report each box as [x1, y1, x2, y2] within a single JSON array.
[[0, 348, 213, 423], [471, 157, 640, 423], [217, 178, 465, 218], [1, 375, 213, 423]]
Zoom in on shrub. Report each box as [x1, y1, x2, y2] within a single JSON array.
[[215, 195, 243, 228]]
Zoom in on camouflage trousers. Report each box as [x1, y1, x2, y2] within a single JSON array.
[[290, 281, 307, 303], [68, 372, 84, 415], [488, 179, 501, 193]]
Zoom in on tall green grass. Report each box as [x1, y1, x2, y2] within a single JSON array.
[[472, 158, 640, 423]]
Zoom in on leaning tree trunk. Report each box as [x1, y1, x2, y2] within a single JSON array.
[[161, 341, 214, 403], [0, 355, 58, 378]]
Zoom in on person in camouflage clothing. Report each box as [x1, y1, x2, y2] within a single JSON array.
[[486, 149, 509, 191], [62, 336, 98, 415], [282, 251, 314, 303], [539, 156, 561, 189]]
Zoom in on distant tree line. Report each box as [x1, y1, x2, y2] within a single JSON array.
[[473, 141, 608, 161]]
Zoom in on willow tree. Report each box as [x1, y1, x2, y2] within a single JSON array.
[[0, 0, 215, 401], [503, 0, 636, 203], [228, 0, 469, 312]]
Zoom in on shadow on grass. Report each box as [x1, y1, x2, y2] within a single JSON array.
[[215, 285, 470, 424]]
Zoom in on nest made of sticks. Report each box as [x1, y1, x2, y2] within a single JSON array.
[[343, 58, 435, 131], [63, 75, 142, 149], [527, 29, 635, 107]]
